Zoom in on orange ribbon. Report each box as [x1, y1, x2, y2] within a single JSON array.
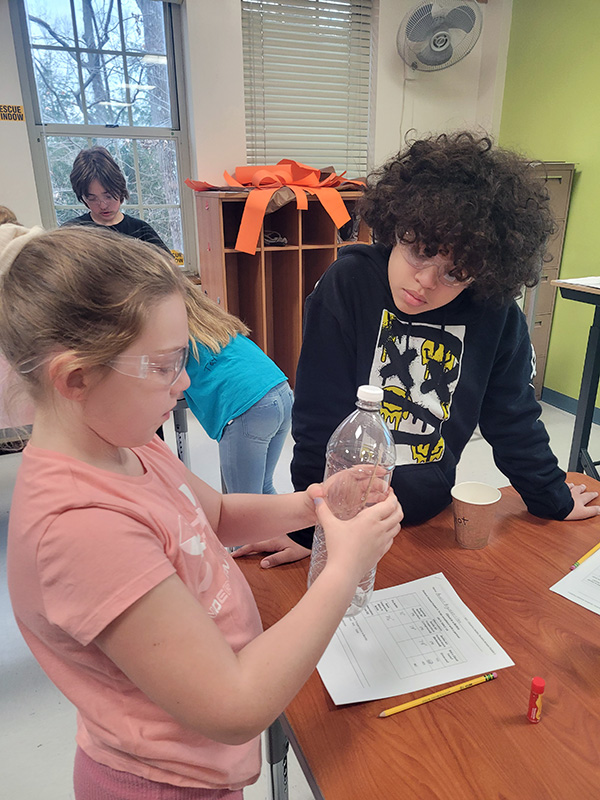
[[186, 160, 363, 255]]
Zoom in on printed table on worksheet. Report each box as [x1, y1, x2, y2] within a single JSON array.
[[317, 573, 514, 705], [551, 549, 600, 616]]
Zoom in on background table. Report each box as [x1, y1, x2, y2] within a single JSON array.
[[239, 473, 600, 800], [552, 279, 600, 478]]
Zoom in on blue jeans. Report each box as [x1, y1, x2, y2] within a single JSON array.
[[218, 381, 293, 494]]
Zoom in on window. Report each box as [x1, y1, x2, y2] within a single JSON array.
[[46, 134, 183, 251], [241, 0, 374, 178], [11, 0, 194, 267]]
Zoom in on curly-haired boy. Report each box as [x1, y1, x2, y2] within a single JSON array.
[[234, 132, 600, 568]]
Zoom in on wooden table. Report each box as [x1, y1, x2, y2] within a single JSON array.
[[239, 474, 600, 800], [552, 279, 600, 478]]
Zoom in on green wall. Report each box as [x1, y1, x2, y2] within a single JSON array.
[[499, 0, 600, 403]]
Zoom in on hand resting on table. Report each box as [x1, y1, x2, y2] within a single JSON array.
[[232, 534, 311, 568], [564, 481, 600, 520]]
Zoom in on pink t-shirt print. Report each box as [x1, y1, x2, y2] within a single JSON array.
[[176, 481, 234, 614]]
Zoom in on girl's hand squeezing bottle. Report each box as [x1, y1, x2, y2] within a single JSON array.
[[307, 385, 398, 616]]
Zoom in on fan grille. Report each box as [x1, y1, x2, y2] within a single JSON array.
[[397, 1, 483, 72]]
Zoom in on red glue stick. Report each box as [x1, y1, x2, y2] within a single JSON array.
[[527, 676, 545, 723]]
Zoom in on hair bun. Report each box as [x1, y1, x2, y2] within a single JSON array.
[[0, 223, 45, 277]]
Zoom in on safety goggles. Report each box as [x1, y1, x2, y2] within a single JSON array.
[[399, 242, 473, 288], [83, 191, 120, 207], [108, 344, 189, 386]]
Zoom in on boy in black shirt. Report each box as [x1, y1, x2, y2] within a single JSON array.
[[234, 132, 600, 568], [64, 146, 170, 253]]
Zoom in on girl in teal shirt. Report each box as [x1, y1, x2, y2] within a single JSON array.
[[185, 293, 293, 494]]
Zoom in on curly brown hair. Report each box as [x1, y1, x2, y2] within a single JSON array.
[[359, 132, 556, 303]]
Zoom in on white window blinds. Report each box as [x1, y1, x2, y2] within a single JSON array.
[[241, 0, 373, 178]]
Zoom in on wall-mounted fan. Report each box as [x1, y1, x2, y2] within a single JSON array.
[[397, 1, 483, 72]]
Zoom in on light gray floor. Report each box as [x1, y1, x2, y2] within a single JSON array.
[[1, 402, 599, 799]]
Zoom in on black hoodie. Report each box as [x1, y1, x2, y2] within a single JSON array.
[[289, 243, 573, 547]]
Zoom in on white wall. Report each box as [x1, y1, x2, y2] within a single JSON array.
[[372, 0, 513, 167], [0, 0, 513, 220], [175, 0, 514, 179], [181, 0, 246, 185], [0, 0, 41, 227]]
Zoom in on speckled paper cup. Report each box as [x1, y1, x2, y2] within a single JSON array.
[[451, 481, 502, 549]]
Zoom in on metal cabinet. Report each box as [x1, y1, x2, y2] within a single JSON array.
[[523, 162, 575, 398]]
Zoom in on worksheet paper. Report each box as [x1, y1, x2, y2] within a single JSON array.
[[550, 549, 600, 615], [317, 573, 514, 705]]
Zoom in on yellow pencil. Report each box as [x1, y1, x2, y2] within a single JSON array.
[[378, 672, 497, 718], [570, 541, 600, 570]]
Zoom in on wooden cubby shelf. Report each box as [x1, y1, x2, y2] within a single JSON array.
[[193, 189, 369, 386]]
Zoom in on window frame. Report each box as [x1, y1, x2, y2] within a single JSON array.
[[8, 0, 197, 273]]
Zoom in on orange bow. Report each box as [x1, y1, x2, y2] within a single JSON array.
[[186, 160, 363, 255]]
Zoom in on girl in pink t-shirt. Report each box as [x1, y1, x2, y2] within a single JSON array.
[[0, 224, 402, 800]]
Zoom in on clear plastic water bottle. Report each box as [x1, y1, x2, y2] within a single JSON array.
[[307, 385, 396, 616]]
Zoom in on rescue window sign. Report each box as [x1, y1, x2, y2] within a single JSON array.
[[0, 105, 25, 121]]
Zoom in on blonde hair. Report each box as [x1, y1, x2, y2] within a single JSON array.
[[0, 206, 19, 226], [0, 226, 186, 400], [185, 284, 249, 356]]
